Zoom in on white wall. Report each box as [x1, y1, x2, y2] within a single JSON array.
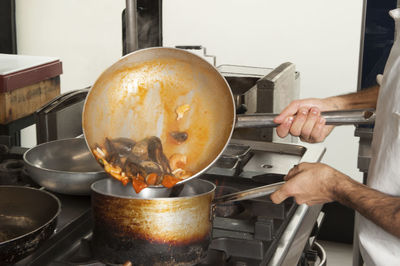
[[14, 0, 365, 180], [15, 0, 125, 147], [15, 0, 125, 93], [163, 0, 364, 180]]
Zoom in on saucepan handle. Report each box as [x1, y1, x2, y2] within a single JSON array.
[[213, 181, 285, 205], [235, 109, 376, 128]]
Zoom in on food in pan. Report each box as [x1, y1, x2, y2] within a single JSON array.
[[169, 131, 188, 144], [175, 104, 190, 120], [92, 136, 192, 193]]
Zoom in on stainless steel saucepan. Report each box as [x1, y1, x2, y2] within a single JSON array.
[[90, 177, 283, 265], [82, 47, 375, 192]]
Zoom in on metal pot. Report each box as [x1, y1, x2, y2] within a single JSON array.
[[82, 47, 375, 190], [91, 177, 283, 265], [0, 186, 61, 264], [23, 138, 108, 195]]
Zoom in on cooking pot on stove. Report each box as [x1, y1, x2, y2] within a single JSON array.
[[91, 177, 283, 265]]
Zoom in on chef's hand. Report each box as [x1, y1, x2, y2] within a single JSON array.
[[270, 163, 348, 206], [273, 98, 335, 143]]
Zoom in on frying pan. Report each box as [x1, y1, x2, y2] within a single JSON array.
[[23, 138, 108, 195], [82, 47, 375, 190], [0, 186, 61, 264]]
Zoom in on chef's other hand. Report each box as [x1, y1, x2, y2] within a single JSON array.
[[273, 98, 335, 143], [270, 162, 348, 206]]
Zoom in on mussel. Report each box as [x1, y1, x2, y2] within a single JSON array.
[[110, 137, 136, 157], [146, 136, 172, 174], [132, 139, 149, 160], [139, 161, 163, 176], [169, 131, 188, 143], [93, 136, 183, 191], [124, 155, 146, 178]]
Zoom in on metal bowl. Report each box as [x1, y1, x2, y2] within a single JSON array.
[[23, 138, 108, 195]]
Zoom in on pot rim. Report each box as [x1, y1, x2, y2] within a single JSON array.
[[91, 178, 216, 200]]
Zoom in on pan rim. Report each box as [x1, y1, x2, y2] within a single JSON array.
[[0, 186, 61, 245], [23, 138, 106, 175]]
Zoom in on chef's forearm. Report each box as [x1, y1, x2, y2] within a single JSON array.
[[323, 85, 379, 110], [335, 176, 400, 238]]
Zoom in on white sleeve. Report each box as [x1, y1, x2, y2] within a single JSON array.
[[376, 74, 383, 86]]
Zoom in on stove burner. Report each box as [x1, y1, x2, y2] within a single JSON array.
[[198, 249, 228, 265], [19, 168, 38, 187], [214, 186, 245, 217], [53, 237, 173, 266], [0, 144, 9, 162], [50, 238, 106, 266], [0, 159, 24, 185]]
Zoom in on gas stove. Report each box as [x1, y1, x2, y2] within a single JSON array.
[[0, 139, 325, 266]]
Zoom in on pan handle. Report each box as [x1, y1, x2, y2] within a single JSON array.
[[213, 181, 284, 205], [235, 109, 376, 128]]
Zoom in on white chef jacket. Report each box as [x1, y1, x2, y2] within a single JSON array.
[[358, 8, 400, 266]]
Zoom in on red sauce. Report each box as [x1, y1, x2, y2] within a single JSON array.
[[162, 175, 182, 188]]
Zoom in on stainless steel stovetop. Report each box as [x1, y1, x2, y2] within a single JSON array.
[[2, 139, 325, 266]]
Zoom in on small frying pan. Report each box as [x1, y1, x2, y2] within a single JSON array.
[[0, 186, 61, 264], [23, 138, 108, 195], [82, 47, 375, 190]]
